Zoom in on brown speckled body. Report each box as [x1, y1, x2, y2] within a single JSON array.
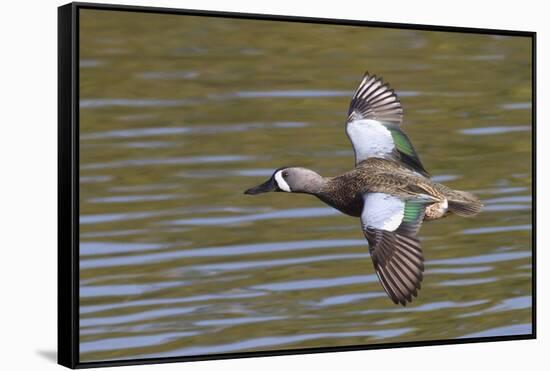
[[316, 158, 474, 219]]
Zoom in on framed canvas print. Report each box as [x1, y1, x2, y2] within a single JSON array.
[[58, 2, 536, 368]]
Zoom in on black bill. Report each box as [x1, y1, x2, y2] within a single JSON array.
[[244, 176, 278, 195]]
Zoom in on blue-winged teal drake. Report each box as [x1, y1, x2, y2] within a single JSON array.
[[244, 72, 483, 306]]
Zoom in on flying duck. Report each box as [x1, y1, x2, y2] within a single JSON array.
[[244, 72, 483, 306]]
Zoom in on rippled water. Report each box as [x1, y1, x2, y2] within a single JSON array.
[[78, 9, 533, 363]]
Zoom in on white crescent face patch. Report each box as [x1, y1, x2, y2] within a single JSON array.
[[274, 170, 291, 192]]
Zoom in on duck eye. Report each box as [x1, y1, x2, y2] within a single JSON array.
[[282, 171, 289, 178]]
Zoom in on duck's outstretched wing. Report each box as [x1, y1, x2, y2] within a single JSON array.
[[346, 72, 429, 177], [361, 192, 432, 306]]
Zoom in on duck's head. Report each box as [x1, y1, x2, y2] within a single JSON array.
[[244, 167, 322, 195]]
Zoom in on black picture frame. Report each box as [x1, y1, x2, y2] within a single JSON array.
[[58, 2, 537, 368]]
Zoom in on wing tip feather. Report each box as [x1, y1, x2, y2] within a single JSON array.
[[363, 224, 425, 307], [348, 71, 403, 125]]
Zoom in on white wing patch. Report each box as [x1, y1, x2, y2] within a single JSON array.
[[436, 198, 448, 214], [274, 170, 291, 192], [346, 119, 395, 164], [362, 193, 404, 231]]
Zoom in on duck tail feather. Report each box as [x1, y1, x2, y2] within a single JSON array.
[[447, 190, 483, 217]]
